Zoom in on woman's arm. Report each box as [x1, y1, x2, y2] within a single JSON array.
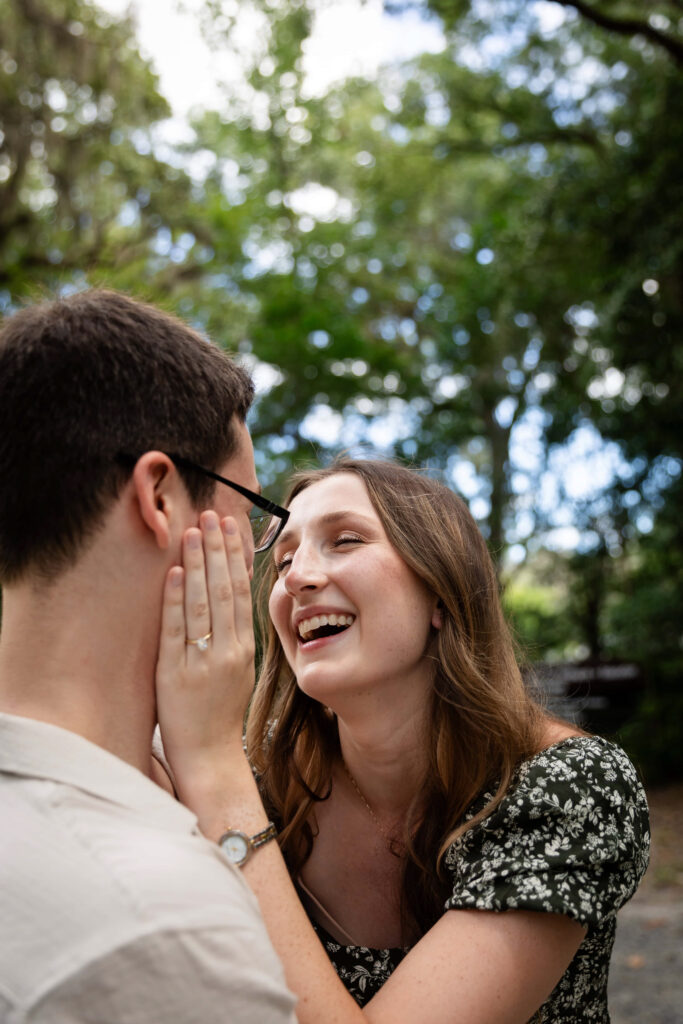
[[156, 513, 584, 1024]]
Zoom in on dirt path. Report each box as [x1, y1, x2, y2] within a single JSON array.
[[608, 783, 683, 1024]]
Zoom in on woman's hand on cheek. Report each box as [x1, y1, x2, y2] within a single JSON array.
[[155, 511, 255, 804]]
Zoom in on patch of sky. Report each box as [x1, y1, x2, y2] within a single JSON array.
[[424, 91, 450, 127], [522, 336, 542, 369], [509, 407, 547, 474], [530, 369, 556, 395], [642, 456, 683, 504], [526, 142, 549, 174], [494, 396, 518, 428], [636, 511, 654, 534], [286, 183, 354, 223], [366, 399, 417, 449], [152, 227, 172, 256], [240, 354, 284, 397], [587, 366, 624, 401], [544, 525, 582, 551], [350, 287, 370, 306], [308, 330, 331, 349], [241, 237, 294, 277], [450, 231, 472, 252], [299, 403, 345, 446], [448, 457, 481, 500], [296, 256, 317, 280], [511, 471, 530, 494], [470, 496, 492, 521], [399, 318, 418, 345], [329, 358, 369, 377], [352, 220, 376, 239], [301, 0, 444, 98], [168, 232, 195, 264], [354, 396, 380, 416], [435, 374, 469, 401], [267, 434, 298, 455], [507, 509, 536, 544], [544, 424, 627, 503], [186, 148, 217, 183], [388, 123, 411, 145]]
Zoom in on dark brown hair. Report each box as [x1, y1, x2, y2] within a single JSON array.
[[247, 457, 545, 942], [0, 289, 254, 583]]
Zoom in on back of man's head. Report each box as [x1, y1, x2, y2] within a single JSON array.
[[0, 289, 254, 585]]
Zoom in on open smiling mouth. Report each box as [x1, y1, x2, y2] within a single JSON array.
[[297, 613, 355, 643]]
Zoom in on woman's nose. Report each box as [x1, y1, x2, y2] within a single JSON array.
[[284, 544, 327, 594]]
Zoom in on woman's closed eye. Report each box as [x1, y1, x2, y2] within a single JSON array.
[[332, 532, 363, 548], [274, 533, 363, 575], [274, 553, 293, 575]]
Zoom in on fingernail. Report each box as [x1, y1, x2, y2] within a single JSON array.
[[170, 568, 183, 588], [223, 517, 237, 535], [203, 511, 219, 530], [187, 530, 201, 549]]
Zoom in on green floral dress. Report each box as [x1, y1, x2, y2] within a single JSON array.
[[308, 736, 650, 1022]]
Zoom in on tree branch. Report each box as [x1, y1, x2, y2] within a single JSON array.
[[549, 0, 683, 66]]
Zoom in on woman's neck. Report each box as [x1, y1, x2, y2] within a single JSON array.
[[336, 710, 428, 819]]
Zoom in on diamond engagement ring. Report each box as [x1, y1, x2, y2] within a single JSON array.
[[186, 630, 213, 651]]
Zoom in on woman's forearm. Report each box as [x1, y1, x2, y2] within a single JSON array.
[[176, 745, 364, 1024]]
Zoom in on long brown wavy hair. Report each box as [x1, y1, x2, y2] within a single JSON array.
[[246, 457, 546, 943]]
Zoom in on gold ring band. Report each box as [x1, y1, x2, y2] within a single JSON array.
[[186, 630, 213, 651]]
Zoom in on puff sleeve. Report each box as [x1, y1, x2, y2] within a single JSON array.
[[444, 737, 650, 928]]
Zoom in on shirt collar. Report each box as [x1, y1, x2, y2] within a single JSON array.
[[0, 712, 198, 831]]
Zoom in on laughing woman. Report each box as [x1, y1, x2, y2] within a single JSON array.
[[155, 458, 650, 1024]]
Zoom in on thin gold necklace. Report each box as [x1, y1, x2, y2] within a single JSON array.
[[342, 760, 404, 858]]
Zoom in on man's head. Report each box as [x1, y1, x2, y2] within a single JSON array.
[[0, 289, 254, 585]]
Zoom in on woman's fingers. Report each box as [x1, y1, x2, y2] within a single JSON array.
[[199, 510, 235, 648], [155, 512, 255, 783], [220, 516, 255, 648], [156, 566, 186, 683], [195, 510, 254, 653], [183, 526, 212, 649]]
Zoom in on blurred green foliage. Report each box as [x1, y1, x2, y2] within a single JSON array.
[[1, 0, 681, 781]]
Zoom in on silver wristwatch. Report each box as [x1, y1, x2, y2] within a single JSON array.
[[218, 822, 278, 867]]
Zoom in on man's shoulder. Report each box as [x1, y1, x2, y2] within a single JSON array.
[[1, 764, 259, 926], [1, 769, 290, 1019]]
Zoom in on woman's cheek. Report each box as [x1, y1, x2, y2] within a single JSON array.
[[269, 586, 292, 652]]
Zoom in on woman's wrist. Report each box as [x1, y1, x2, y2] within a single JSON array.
[[173, 744, 268, 842]]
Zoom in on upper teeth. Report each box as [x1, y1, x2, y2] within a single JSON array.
[[298, 613, 355, 640]]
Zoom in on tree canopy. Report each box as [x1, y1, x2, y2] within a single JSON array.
[[2, 0, 681, 779]]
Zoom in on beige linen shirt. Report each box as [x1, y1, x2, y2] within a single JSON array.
[[0, 712, 297, 1024]]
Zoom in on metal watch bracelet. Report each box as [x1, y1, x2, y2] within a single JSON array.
[[218, 822, 278, 867]]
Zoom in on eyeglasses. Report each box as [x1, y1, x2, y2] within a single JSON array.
[[167, 453, 289, 554], [116, 451, 289, 553]]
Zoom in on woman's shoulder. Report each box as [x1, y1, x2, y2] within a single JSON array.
[[444, 731, 651, 925], [456, 731, 650, 861], [518, 732, 646, 799]]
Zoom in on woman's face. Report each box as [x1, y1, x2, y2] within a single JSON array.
[[269, 473, 440, 709]]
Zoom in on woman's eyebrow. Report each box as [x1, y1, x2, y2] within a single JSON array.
[[274, 509, 376, 551]]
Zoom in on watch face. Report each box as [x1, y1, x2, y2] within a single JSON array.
[[221, 832, 249, 865]]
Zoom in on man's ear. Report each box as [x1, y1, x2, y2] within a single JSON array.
[[131, 452, 180, 551]]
